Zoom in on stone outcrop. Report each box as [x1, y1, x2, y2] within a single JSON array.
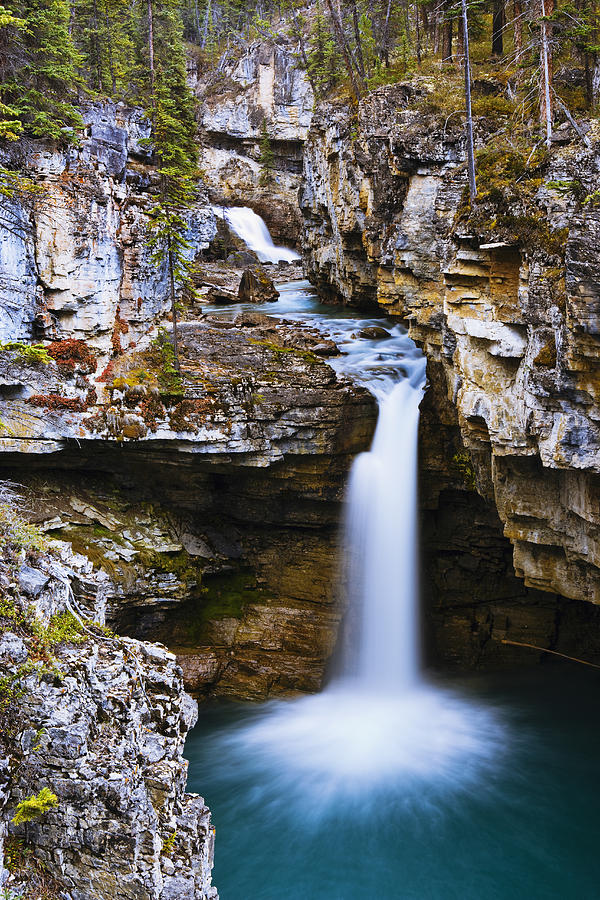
[[238, 265, 279, 302], [0, 100, 216, 355], [300, 84, 600, 661], [191, 42, 313, 246], [0, 312, 376, 699], [0, 542, 216, 899]]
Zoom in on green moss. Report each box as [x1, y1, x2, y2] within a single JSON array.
[[452, 450, 478, 492], [0, 503, 48, 553], [136, 548, 204, 585], [455, 143, 568, 258], [250, 339, 319, 364], [111, 368, 157, 391], [471, 94, 515, 118], [31, 611, 87, 650], [178, 570, 273, 645], [148, 329, 184, 398], [0, 341, 52, 366]]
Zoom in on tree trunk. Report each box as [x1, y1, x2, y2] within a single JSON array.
[[540, 0, 554, 144], [352, 1, 367, 78], [92, 0, 103, 91], [461, 0, 477, 201], [104, 0, 117, 95], [492, 0, 504, 56], [147, 0, 155, 103], [457, 15, 464, 67], [513, 0, 523, 62], [442, 0, 453, 63], [201, 0, 211, 49], [168, 246, 181, 374], [593, 56, 600, 107], [416, 0, 422, 65], [382, 0, 393, 66]]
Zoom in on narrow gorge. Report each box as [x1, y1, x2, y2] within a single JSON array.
[[0, 2, 599, 898]]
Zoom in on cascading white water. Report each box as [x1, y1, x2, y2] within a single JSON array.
[[213, 206, 300, 264], [194, 269, 506, 814], [342, 377, 423, 689]]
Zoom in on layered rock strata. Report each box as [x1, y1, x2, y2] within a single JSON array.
[[191, 42, 313, 245], [0, 543, 216, 899], [0, 101, 216, 353], [300, 84, 600, 662], [0, 313, 376, 698]]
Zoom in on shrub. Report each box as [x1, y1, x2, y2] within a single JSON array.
[[12, 788, 58, 825]]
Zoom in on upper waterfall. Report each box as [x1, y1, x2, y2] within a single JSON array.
[[213, 206, 301, 264]]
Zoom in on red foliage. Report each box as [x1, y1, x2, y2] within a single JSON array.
[[27, 394, 87, 412], [47, 339, 97, 375], [97, 358, 118, 383], [111, 306, 130, 355]]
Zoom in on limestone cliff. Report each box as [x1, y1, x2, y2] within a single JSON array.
[[300, 84, 600, 663], [0, 100, 216, 354], [190, 42, 313, 246]]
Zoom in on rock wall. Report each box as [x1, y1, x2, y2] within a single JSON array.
[[0, 543, 216, 899], [300, 84, 600, 663], [0, 101, 216, 354], [191, 42, 313, 246]]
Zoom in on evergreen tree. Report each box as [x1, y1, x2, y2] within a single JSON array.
[[0, 3, 26, 140], [145, 4, 199, 373], [307, 0, 342, 97], [0, 0, 83, 140]]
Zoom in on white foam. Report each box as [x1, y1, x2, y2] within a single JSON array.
[[213, 206, 300, 263]]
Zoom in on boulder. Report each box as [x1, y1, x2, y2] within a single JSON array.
[[356, 326, 391, 340], [226, 250, 260, 267], [238, 266, 279, 303]]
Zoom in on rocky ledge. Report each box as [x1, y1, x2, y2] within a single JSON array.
[[0, 313, 376, 699]]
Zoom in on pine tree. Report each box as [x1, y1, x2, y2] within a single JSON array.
[[145, 3, 199, 373], [0, 3, 26, 140]]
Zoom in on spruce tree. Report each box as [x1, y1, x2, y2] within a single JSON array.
[[0, 3, 25, 140], [145, 2, 199, 373], [3, 0, 83, 140]]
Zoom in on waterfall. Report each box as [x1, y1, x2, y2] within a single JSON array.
[[341, 377, 423, 689], [213, 206, 300, 264], [195, 280, 505, 801]]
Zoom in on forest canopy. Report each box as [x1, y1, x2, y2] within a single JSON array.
[[0, 0, 597, 147]]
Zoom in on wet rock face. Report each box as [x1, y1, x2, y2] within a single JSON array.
[[0, 100, 216, 354], [301, 86, 600, 643], [191, 42, 313, 246], [0, 545, 217, 899]]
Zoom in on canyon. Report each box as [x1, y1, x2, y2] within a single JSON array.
[[0, 35, 599, 900]]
